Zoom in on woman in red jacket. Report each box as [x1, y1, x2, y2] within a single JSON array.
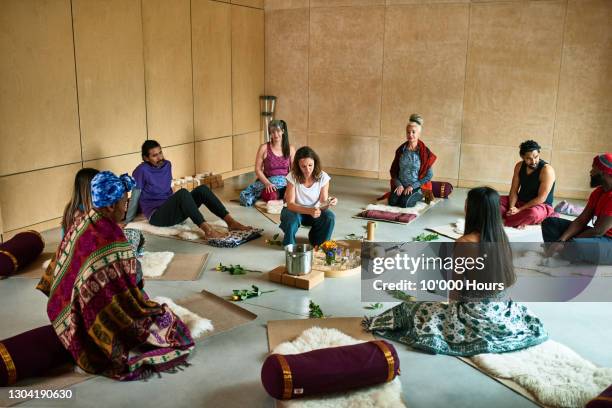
[[388, 113, 437, 207]]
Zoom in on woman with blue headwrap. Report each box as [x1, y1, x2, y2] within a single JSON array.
[[37, 171, 194, 380]]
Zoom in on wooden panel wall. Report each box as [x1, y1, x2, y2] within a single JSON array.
[[0, 0, 264, 237], [265, 0, 612, 199]]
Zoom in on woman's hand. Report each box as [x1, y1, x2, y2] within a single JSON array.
[[403, 185, 414, 196], [310, 207, 322, 218], [394, 185, 404, 196], [544, 241, 564, 257], [264, 182, 277, 193]]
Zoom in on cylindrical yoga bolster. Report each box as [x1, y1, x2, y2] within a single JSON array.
[[261, 340, 400, 400], [0, 230, 45, 277], [431, 181, 454, 198], [0, 325, 73, 386], [586, 384, 612, 408]]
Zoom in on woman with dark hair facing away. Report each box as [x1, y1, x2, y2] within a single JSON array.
[[279, 146, 337, 246], [363, 187, 548, 356], [387, 114, 436, 207], [59, 167, 145, 279], [61, 168, 100, 236], [239, 120, 296, 206]]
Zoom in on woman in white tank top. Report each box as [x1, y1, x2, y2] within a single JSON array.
[[280, 147, 338, 246]]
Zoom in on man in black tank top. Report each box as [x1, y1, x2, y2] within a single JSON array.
[[499, 140, 557, 228]]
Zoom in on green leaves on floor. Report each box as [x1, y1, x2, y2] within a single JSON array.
[[230, 285, 276, 301]]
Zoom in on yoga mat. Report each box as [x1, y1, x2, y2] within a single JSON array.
[[255, 202, 281, 225], [353, 199, 441, 225], [146, 253, 209, 281], [0, 365, 91, 407], [176, 290, 257, 340], [11, 252, 54, 279], [427, 224, 543, 242], [456, 356, 551, 408], [267, 317, 374, 351]]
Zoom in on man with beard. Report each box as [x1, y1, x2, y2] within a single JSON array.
[[542, 153, 612, 264], [499, 140, 557, 228], [126, 140, 251, 238]]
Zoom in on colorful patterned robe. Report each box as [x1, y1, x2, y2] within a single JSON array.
[[37, 210, 194, 380], [363, 297, 548, 356]]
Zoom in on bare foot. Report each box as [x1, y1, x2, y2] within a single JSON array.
[[200, 223, 228, 239], [516, 224, 526, 230], [227, 221, 252, 231], [204, 228, 228, 239], [224, 217, 252, 231]]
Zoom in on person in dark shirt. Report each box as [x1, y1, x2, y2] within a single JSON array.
[[499, 140, 556, 228]]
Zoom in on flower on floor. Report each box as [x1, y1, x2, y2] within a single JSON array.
[[266, 233, 282, 246], [320, 241, 338, 265], [230, 285, 276, 301]]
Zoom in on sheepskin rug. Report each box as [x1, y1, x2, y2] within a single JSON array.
[[140, 251, 174, 277], [43, 252, 175, 278], [272, 327, 406, 408], [126, 221, 205, 241], [366, 201, 437, 216], [470, 340, 612, 408], [152, 296, 213, 339]]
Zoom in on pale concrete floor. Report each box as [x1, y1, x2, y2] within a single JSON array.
[[1, 174, 609, 408]]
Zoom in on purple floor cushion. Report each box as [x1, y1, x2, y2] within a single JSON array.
[[0, 325, 73, 386], [359, 210, 416, 224], [0, 230, 45, 277], [586, 384, 612, 408], [431, 181, 454, 198], [261, 340, 400, 400]]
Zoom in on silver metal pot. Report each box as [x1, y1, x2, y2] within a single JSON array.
[[284, 244, 313, 276]]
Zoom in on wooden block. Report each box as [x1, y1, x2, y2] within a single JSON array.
[[268, 265, 285, 283], [294, 270, 324, 290], [268, 266, 324, 290]]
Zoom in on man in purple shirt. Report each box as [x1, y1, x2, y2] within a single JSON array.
[[126, 140, 250, 238]]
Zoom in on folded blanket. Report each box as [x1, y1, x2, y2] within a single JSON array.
[[206, 228, 264, 248], [554, 200, 584, 217], [0, 326, 73, 386], [358, 210, 416, 224]]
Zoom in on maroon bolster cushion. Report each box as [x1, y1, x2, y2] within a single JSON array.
[[261, 340, 400, 400], [586, 384, 612, 408], [0, 230, 45, 277], [360, 210, 416, 224], [0, 325, 73, 386], [431, 181, 454, 198]]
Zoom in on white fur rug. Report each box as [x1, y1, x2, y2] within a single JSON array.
[[470, 340, 612, 408], [140, 251, 174, 277], [429, 221, 543, 242], [366, 199, 440, 216], [126, 221, 204, 240], [273, 327, 406, 408], [44, 252, 176, 278], [152, 296, 213, 339]]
